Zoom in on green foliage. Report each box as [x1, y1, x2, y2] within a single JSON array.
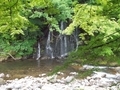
[[96, 0, 120, 19], [0, 37, 36, 58], [63, 0, 120, 62], [0, 0, 39, 59], [0, 0, 120, 63], [0, 0, 26, 38], [0, 0, 75, 59], [22, 0, 73, 32]]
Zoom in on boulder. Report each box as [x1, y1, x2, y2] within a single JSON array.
[[0, 78, 5, 85]]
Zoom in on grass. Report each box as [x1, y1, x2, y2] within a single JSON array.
[[77, 69, 94, 79]]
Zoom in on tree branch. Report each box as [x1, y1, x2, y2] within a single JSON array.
[[7, 53, 16, 60], [91, 37, 120, 49]]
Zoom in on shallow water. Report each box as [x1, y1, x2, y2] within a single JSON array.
[[0, 59, 119, 80], [0, 59, 63, 79]]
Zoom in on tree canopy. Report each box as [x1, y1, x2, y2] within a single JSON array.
[[0, 0, 120, 62], [0, 0, 74, 60], [63, 0, 120, 65]]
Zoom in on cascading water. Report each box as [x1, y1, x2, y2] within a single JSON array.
[[36, 41, 41, 67], [36, 42, 41, 60], [46, 31, 54, 59], [60, 21, 68, 57], [35, 21, 79, 61], [74, 28, 79, 51], [64, 36, 67, 56]]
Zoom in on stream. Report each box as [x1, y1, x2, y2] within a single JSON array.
[[0, 60, 120, 90]]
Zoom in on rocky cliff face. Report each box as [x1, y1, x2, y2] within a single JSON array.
[[34, 22, 79, 60]]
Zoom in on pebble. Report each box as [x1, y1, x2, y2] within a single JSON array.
[[0, 65, 120, 90], [64, 76, 74, 83], [6, 74, 10, 78]]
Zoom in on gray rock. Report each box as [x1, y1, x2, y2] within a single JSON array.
[[41, 84, 56, 90], [115, 67, 120, 73], [65, 76, 74, 83], [0, 78, 5, 85], [0, 73, 5, 78], [6, 74, 10, 78]]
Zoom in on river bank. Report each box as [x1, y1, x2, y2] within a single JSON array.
[[0, 65, 120, 90]]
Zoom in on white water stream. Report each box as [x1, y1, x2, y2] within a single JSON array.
[[36, 21, 79, 60], [36, 42, 41, 67], [46, 31, 54, 59]]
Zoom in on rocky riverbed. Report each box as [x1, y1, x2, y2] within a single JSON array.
[[0, 65, 120, 90]]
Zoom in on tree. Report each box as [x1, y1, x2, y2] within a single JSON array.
[[22, 0, 74, 32], [0, 0, 75, 60], [63, 0, 120, 64], [0, 0, 38, 60]]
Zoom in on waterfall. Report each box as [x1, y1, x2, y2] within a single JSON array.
[[46, 31, 54, 59], [36, 41, 41, 67], [53, 21, 79, 59], [36, 41, 41, 60], [60, 21, 68, 57], [74, 28, 79, 51], [35, 21, 79, 61], [64, 36, 67, 56]]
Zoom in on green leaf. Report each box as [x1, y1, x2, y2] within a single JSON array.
[[30, 11, 43, 19], [100, 47, 114, 56]]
